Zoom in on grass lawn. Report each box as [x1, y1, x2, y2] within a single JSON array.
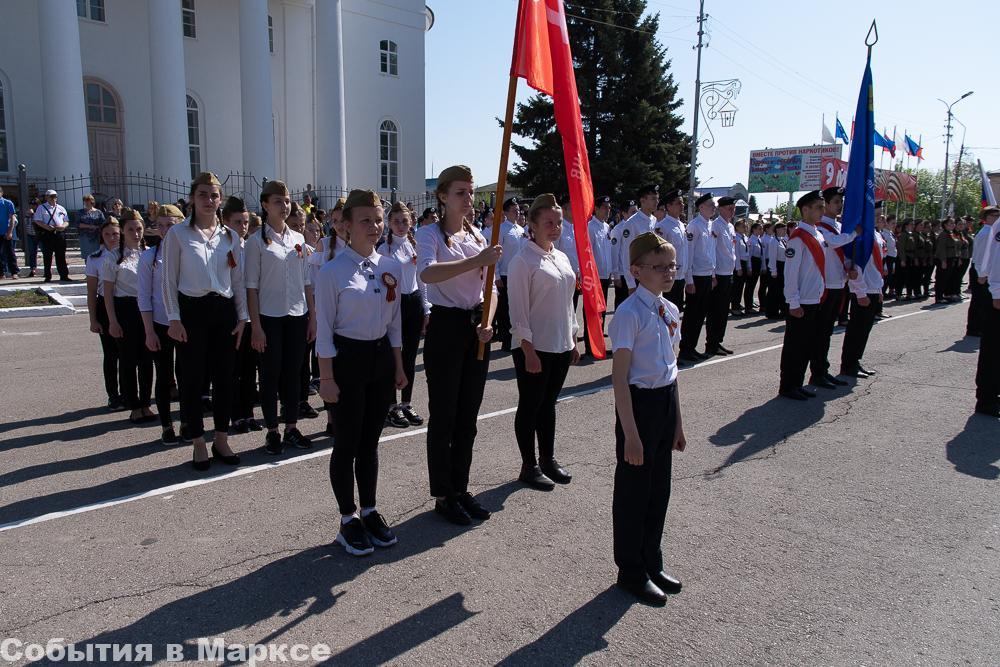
[[0, 289, 54, 308]]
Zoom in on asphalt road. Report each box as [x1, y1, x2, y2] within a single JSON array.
[[1, 296, 997, 666]]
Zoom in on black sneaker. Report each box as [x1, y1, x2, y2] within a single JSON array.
[[161, 427, 179, 446], [107, 396, 125, 412], [386, 407, 409, 428], [179, 424, 193, 444], [298, 401, 319, 419], [264, 430, 284, 455], [336, 517, 374, 556], [434, 497, 472, 526], [400, 405, 424, 426], [231, 419, 250, 434], [540, 459, 572, 484], [246, 418, 263, 432], [457, 492, 490, 520], [283, 427, 311, 449], [361, 511, 398, 547]]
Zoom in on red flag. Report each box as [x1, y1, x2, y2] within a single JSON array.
[[512, 0, 606, 358]]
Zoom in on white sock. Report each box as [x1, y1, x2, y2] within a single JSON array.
[[360, 507, 376, 517], [341, 513, 358, 525]]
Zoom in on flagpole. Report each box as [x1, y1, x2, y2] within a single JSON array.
[[913, 133, 922, 218]]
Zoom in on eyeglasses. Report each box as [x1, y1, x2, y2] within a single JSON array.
[[636, 263, 678, 274]]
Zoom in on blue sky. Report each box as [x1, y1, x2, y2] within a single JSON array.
[[424, 0, 998, 209]]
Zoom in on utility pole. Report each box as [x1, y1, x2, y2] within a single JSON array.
[[938, 91, 973, 217], [687, 0, 706, 220]]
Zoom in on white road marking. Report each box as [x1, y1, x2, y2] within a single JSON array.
[[0, 306, 933, 533]]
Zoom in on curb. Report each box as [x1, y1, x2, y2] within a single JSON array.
[[0, 285, 78, 319]]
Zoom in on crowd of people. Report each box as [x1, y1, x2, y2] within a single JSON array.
[[7, 164, 997, 606]]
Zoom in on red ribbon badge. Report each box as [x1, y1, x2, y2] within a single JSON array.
[[227, 250, 237, 269], [658, 304, 678, 336], [381, 272, 397, 302], [294, 243, 303, 258]]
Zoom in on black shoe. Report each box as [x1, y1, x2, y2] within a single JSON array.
[[298, 401, 319, 419], [307, 386, 318, 396], [284, 427, 311, 449], [434, 497, 472, 526], [778, 388, 808, 401], [400, 405, 424, 426], [809, 376, 837, 389], [336, 517, 374, 556], [161, 428, 179, 446], [798, 387, 817, 398], [519, 464, 556, 490], [966, 330, 982, 337], [246, 418, 263, 432], [540, 459, 572, 484], [457, 492, 491, 520], [386, 406, 410, 428], [324, 421, 336, 438], [856, 364, 875, 376], [693, 350, 712, 360], [716, 344, 733, 355], [616, 575, 667, 606], [264, 430, 284, 455], [648, 571, 683, 594], [678, 351, 700, 363], [107, 396, 125, 412], [974, 403, 1000, 418], [192, 452, 211, 471], [839, 367, 868, 379], [179, 424, 193, 443], [704, 346, 727, 357], [361, 511, 398, 547], [837, 319, 849, 327], [202, 397, 213, 415], [211, 443, 241, 466], [825, 373, 848, 386], [231, 419, 250, 434]]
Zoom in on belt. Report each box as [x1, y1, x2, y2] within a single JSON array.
[[431, 304, 484, 326]]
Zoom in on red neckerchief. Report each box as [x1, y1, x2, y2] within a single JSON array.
[[789, 226, 827, 303], [817, 219, 847, 267]]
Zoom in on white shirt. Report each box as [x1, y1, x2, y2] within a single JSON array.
[[608, 284, 681, 388], [618, 211, 655, 289], [161, 220, 248, 322], [314, 246, 403, 358], [749, 234, 765, 260], [318, 234, 347, 260], [587, 216, 613, 280], [653, 215, 687, 282], [378, 234, 431, 315], [244, 225, 311, 318], [86, 248, 114, 298], [734, 232, 750, 264], [507, 240, 579, 353], [711, 216, 737, 274], [32, 203, 69, 230], [783, 222, 826, 309], [608, 222, 626, 278], [99, 246, 141, 298], [685, 214, 716, 283], [986, 225, 1000, 298], [497, 219, 525, 276], [817, 215, 858, 288], [767, 236, 787, 273], [849, 234, 886, 297], [881, 228, 897, 257], [972, 223, 992, 269], [556, 220, 580, 276], [137, 245, 169, 325], [416, 223, 498, 310]]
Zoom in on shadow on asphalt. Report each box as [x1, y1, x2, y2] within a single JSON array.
[[0, 405, 109, 437], [945, 415, 1000, 480], [495, 586, 632, 666], [707, 394, 828, 472], [0, 410, 139, 451], [939, 336, 979, 355]]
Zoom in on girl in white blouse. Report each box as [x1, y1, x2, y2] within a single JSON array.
[[86, 219, 121, 411], [507, 194, 580, 490], [379, 202, 430, 428], [245, 180, 315, 454], [416, 165, 502, 526], [315, 189, 406, 556], [101, 209, 155, 425], [162, 172, 248, 471]]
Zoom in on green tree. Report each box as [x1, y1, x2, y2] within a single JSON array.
[[508, 0, 690, 202], [748, 195, 759, 214]]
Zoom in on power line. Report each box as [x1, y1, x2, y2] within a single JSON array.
[[565, 1, 694, 19], [708, 46, 830, 114], [565, 12, 659, 35]]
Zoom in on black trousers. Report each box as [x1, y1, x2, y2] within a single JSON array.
[[177, 293, 237, 439], [706, 274, 733, 349], [231, 324, 257, 422], [758, 264, 770, 309], [423, 306, 490, 498], [613, 383, 677, 585], [975, 302, 1000, 409], [950, 259, 967, 296], [38, 230, 69, 281], [399, 291, 424, 404], [495, 276, 513, 348], [968, 268, 990, 335], [584, 278, 611, 356], [679, 275, 712, 354], [512, 348, 572, 467], [883, 257, 896, 294], [152, 322, 180, 429], [329, 335, 394, 515], [613, 277, 629, 311], [811, 288, 844, 379], [0, 237, 18, 276], [744, 257, 762, 310], [841, 294, 878, 372], [258, 314, 308, 429], [665, 279, 685, 312], [765, 263, 786, 318], [779, 303, 821, 392], [113, 296, 153, 410], [95, 295, 120, 401], [921, 261, 933, 294], [731, 263, 748, 309], [935, 261, 953, 300]]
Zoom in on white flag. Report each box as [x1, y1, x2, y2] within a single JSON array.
[[822, 122, 835, 144]]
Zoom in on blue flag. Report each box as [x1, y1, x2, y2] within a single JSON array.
[[835, 117, 849, 144], [841, 54, 876, 270]]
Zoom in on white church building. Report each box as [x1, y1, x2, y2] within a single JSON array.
[[0, 0, 432, 205]]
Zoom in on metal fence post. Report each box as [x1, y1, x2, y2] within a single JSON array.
[[17, 164, 28, 261]]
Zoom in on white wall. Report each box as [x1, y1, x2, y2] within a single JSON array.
[[0, 0, 48, 177]]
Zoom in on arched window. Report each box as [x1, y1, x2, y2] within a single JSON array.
[[379, 40, 398, 76], [0, 78, 9, 173], [85, 81, 118, 126], [379, 120, 399, 191], [186, 95, 202, 179]]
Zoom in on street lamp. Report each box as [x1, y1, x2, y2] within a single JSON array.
[[938, 91, 973, 217]]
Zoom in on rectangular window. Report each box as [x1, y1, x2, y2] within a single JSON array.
[[78, 0, 105, 22], [268, 15, 274, 54], [182, 0, 196, 38], [77, 0, 87, 18], [0, 82, 8, 172]]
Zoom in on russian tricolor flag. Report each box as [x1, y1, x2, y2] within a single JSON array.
[[980, 159, 997, 208]]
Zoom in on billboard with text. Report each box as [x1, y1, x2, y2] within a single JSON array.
[[820, 157, 917, 203], [748, 145, 844, 193]]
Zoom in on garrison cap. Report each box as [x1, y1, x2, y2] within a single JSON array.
[[157, 204, 184, 219], [343, 189, 382, 216], [438, 164, 474, 184], [528, 193, 560, 218], [629, 231, 670, 266]]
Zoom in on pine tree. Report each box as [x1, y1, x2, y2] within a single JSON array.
[[509, 0, 690, 204], [749, 195, 759, 214]]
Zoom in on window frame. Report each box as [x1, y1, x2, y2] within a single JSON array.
[[84, 80, 120, 128], [379, 40, 398, 77], [77, 0, 106, 23], [268, 15, 274, 54], [181, 0, 196, 39], [378, 119, 400, 191], [186, 94, 203, 180], [0, 74, 11, 174]]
